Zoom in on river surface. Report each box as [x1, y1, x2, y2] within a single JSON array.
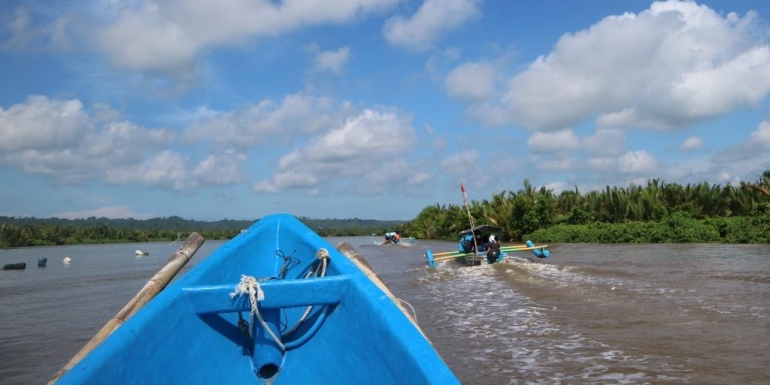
[[1, 238, 769, 384]]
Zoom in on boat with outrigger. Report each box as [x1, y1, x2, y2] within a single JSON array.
[[424, 224, 549, 267], [424, 183, 550, 267]]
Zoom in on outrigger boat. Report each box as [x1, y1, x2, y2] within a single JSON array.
[[51, 214, 459, 384], [424, 224, 550, 267]]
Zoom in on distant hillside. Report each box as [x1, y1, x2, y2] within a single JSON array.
[[297, 217, 406, 230], [0, 215, 407, 232]]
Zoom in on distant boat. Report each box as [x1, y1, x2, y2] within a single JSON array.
[[135, 250, 149, 256], [51, 214, 459, 384], [63, 257, 72, 264], [374, 231, 414, 246], [424, 224, 550, 267]]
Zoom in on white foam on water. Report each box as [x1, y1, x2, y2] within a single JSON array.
[[503, 258, 770, 323], [412, 264, 691, 384]]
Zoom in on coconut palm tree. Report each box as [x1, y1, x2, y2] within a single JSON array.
[[741, 170, 770, 197]]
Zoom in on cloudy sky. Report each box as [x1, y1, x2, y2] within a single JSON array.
[[2, 0, 770, 221]]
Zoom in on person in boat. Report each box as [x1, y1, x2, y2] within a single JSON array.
[[486, 235, 501, 264], [394, 232, 401, 244]]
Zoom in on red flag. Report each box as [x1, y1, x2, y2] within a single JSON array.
[[460, 183, 465, 193]]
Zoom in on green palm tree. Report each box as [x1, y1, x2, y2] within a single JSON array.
[[742, 170, 770, 197]]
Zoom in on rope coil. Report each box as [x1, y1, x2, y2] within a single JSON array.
[[231, 275, 285, 351], [230, 248, 331, 351]]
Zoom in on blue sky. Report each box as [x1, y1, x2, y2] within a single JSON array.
[[2, 0, 770, 221]]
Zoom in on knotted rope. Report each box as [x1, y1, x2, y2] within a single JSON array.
[[230, 275, 285, 351]]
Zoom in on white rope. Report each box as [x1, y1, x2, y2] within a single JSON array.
[[230, 275, 285, 351]]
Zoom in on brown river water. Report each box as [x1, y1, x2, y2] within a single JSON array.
[[1, 238, 768, 384]]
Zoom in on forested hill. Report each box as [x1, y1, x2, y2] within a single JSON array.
[[0, 215, 405, 232], [0, 215, 253, 231], [0, 215, 408, 248]]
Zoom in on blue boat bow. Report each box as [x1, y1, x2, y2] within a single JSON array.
[[53, 214, 459, 384]]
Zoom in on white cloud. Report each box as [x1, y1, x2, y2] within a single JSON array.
[[185, 92, 351, 150], [0, 96, 237, 190], [84, 121, 175, 160], [312, 46, 351, 74], [383, 0, 481, 51], [527, 129, 579, 153], [440, 150, 480, 176], [0, 96, 91, 152], [254, 109, 420, 194], [617, 150, 658, 174], [445, 61, 497, 102], [53, 205, 153, 219], [747, 121, 770, 149], [680, 136, 704, 151], [714, 120, 770, 162], [97, 0, 399, 76], [193, 150, 247, 185], [104, 150, 192, 190], [499, 0, 770, 131], [581, 128, 626, 156]]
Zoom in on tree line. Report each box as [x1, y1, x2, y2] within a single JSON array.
[[0, 216, 405, 248], [3, 171, 768, 247], [402, 171, 770, 244]]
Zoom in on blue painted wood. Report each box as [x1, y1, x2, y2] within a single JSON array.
[[183, 275, 349, 314], [55, 213, 459, 385]]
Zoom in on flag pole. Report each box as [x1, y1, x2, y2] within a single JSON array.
[[460, 183, 479, 254]]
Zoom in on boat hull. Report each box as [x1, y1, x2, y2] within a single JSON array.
[[462, 253, 485, 266], [55, 214, 458, 385]]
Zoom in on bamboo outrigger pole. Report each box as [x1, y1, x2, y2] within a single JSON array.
[[49, 232, 206, 384], [337, 241, 429, 342]]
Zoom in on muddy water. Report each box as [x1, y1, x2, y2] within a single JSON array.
[[1, 240, 768, 384]]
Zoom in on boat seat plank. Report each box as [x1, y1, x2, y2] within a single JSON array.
[[183, 275, 350, 314]]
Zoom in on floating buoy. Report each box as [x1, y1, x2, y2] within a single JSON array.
[[38, 258, 47, 267], [2, 262, 26, 270], [63, 256, 72, 264]]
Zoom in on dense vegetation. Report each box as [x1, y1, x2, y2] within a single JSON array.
[[403, 171, 770, 244], [4, 171, 769, 247], [0, 215, 405, 248]]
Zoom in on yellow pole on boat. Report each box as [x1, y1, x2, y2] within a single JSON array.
[[429, 245, 547, 262], [500, 245, 548, 252], [430, 250, 465, 257], [429, 244, 547, 257], [430, 254, 470, 262]]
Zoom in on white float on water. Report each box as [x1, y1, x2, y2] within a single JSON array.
[[135, 250, 149, 256], [63, 256, 72, 264]]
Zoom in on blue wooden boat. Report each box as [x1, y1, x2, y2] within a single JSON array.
[[52, 214, 459, 384], [424, 225, 550, 267]]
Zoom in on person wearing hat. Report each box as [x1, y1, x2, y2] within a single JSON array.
[[486, 235, 501, 264]]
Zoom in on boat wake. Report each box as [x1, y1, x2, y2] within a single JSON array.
[[411, 266, 687, 384]]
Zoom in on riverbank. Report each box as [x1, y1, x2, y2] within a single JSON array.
[[525, 213, 770, 243]]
